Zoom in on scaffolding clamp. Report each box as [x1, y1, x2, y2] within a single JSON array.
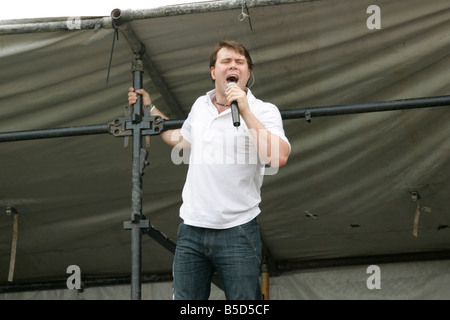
[[108, 105, 164, 147], [305, 109, 311, 123], [123, 218, 150, 230]]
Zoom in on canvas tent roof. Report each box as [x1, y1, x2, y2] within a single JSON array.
[[0, 0, 449, 295]]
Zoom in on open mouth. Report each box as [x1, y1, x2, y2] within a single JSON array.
[[226, 75, 239, 83]]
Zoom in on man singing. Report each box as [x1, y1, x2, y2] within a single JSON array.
[[127, 40, 290, 300]]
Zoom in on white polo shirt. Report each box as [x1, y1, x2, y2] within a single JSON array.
[[179, 88, 290, 229]]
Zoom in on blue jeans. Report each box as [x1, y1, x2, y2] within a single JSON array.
[[173, 218, 262, 300]]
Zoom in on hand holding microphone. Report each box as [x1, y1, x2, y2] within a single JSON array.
[[226, 82, 241, 129]]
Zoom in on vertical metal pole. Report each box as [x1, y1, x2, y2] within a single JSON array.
[[261, 262, 269, 300], [130, 57, 144, 300], [132, 59, 143, 123]]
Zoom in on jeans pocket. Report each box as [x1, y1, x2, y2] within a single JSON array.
[[177, 221, 184, 237], [238, 220, 262, 261]]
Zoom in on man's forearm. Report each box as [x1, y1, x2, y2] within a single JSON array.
[[150, 106, 188, 149], [241, 110, 289, 168]]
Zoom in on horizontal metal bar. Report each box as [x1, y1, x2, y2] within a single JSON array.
[[276, 250, 450, 274], [112, 0, 312, 24], [162, 94, 450, 130], [164, 119, 186, 130], [1, 95, 448, 143], [0, 124, 109, 143], [2, 250, 448, 294], [0, 0, 315, 35], [281, 95, 450, 120], [0, 17, 112, 35], [0, 272, 173, 294]]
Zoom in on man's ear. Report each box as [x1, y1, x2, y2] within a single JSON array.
[[210, 66, 216, 81]]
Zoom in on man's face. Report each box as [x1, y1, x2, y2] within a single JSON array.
[[210, 47, 251, 94]]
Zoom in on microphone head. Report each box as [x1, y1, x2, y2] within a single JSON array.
[[226, 82, 237, 89]]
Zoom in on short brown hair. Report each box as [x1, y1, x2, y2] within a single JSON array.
[[209, 40, 253, 83]]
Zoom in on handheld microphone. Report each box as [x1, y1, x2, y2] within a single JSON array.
[[226, 82, 240, 129]]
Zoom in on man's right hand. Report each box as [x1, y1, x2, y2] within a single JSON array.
[[127, 87, 188, 150], [128, 87, 152, 107]]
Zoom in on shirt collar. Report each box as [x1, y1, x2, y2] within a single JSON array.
[[206, 88, 255, 106]]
